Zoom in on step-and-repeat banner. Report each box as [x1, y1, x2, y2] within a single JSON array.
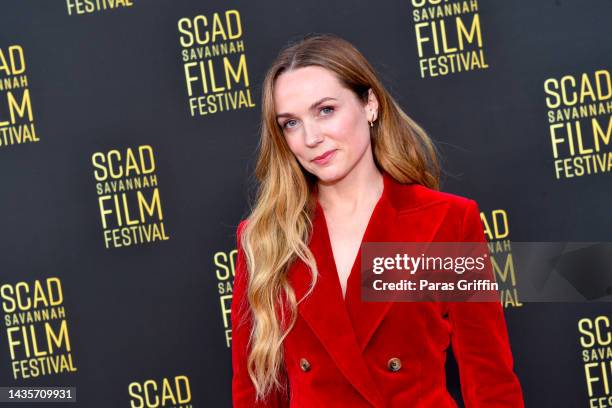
[[0, 1, 610, 407]]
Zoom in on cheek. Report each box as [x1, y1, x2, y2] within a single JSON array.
[[325, 112, 355, 142], [326, 109, 369, 149], [285, 136, 306, 158]]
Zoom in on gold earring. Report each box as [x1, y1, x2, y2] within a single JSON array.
[[369, 120, 374, 128]]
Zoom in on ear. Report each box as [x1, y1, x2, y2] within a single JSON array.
[[366, 88, 379, 122]]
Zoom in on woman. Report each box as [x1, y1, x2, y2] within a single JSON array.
[[231, 33, 524, 407]]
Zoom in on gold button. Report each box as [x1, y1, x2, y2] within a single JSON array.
[[387, 357, 402, 372], [299, 357, 311, 372]]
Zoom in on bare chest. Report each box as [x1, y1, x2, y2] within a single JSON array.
[[325, 212, 373, 300]]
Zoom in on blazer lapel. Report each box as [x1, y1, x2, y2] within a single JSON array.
[[287, 201, 386, 408], [345, 180, 451, 353], [286, 171, 450, 408]]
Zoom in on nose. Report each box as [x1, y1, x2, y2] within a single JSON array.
[[303, 120, 323, 147]]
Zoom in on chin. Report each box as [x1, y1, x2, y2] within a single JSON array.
[[311, 167, 347, 184]]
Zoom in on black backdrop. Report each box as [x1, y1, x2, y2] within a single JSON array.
[[0, 1, 611, 407]]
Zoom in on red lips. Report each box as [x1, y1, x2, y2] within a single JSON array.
[[312, 149, 336, 162]]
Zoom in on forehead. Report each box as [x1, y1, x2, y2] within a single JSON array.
[[273, 66, 347, 112]]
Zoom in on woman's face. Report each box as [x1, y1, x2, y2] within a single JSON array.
[[273, 66, 378, 183]]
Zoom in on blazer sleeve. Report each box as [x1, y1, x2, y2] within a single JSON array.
[[448, 200, 525, 408], [231, 220, 290, 408]]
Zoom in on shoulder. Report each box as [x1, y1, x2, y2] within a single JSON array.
[[392, 182, 485, 241], [237, 218, 249, 232], [391, 182, 477, 216], [236, 219, 249, 243]]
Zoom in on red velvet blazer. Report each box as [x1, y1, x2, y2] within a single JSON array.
[[232, 171, 524, 407]]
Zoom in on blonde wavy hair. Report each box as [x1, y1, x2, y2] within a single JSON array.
[[238, 33, 440, 402]]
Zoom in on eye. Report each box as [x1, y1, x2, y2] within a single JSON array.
[[282, 119, 298, 130], [320, 106, 334, 115]]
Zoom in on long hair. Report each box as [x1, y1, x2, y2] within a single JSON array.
[[239, 33, 440, 402]]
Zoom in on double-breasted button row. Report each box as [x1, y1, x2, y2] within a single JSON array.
[[299, 357, 401, 372], [299, 357, 311, 372], [387, 357, 402, 372]]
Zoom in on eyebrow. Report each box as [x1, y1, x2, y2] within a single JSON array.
[[276, 97, 338, 120]]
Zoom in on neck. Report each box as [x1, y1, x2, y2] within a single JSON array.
[[316, 165, 384, 214]]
